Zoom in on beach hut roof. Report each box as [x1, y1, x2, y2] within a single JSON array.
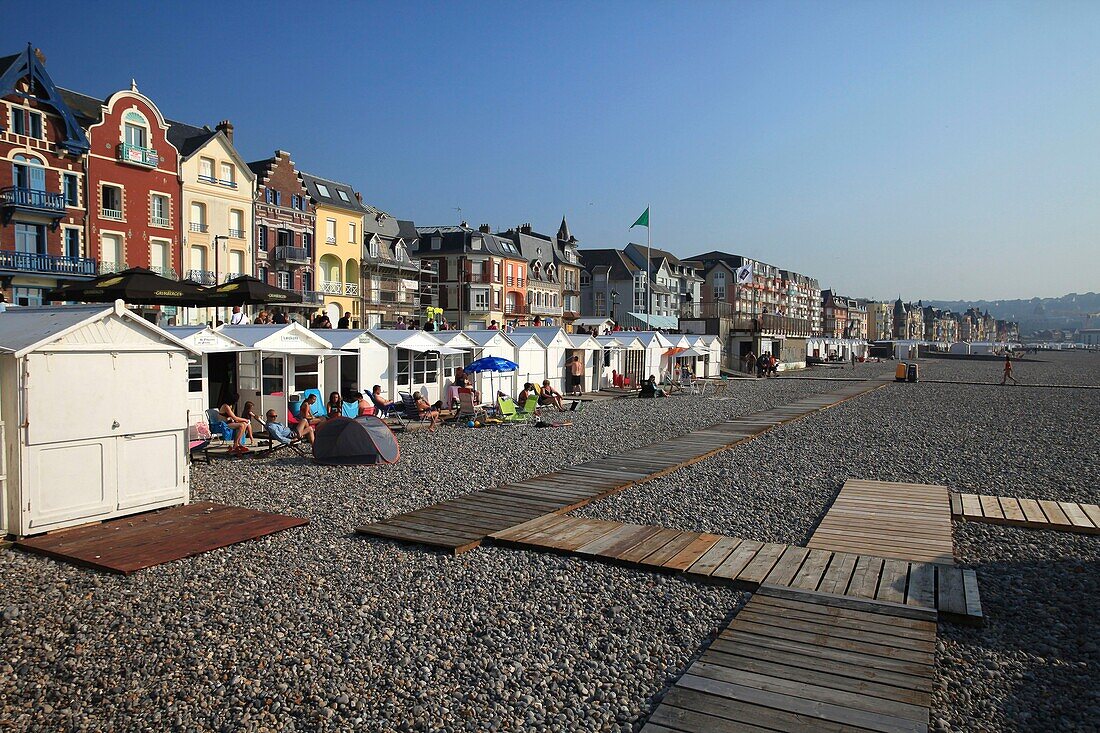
[[218, 323, 335, 352], [164, 326, 247, 353], [633, 331, 675, 348], [433, 331, 479, 350], [324, 329, 385, 350], [565, 333, 602, 350], [462, 330, 517, 348], [0, 301, 194, 357], [510, 331, 548, 349], [368, 329, 460, 353]]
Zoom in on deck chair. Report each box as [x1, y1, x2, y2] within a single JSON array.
[[188, 420, 213, 463], [451, 388, 487, 425], [398, 392, 435, 428], [259, 422, 309, 458]]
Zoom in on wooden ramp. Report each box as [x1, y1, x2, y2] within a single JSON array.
[[641, 585, 937, 733], [490, 515, 981, 624], [15, 502, 308, 574], [356, 381, 884, 553], [951, 492, 1100, 535], [808, 479, 955, 564]]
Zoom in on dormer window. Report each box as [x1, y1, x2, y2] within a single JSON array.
[[337, 190, 350, 202], [11, 107, 43, 138], [316, 183, 330, 197], [471, 237, 483, 251], [122, 110, 150, 148], [368, 237, 379, 258], [395, 243, 408, 260]]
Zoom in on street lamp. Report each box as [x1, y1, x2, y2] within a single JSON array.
[[213, 235, 228, 323], [609, 289, 619, 320]]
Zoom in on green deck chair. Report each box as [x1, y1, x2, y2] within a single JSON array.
[[497, 396, 537, 423]]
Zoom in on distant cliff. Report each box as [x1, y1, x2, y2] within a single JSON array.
[[926, 293, 1100, 335]]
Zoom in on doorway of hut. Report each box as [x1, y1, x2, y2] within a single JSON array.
[[208, 352, 238, 410]]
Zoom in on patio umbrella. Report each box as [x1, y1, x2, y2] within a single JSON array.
[[464, 356, 519, 399], [46, 267, 209, 306], [204, 275, 303, 306]]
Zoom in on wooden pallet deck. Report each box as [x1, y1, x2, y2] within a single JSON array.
[[490, 515, 981, 624], [808, 479, 955, 564], [356, 381, 885, 553], [951, 492, 1100, 535], [640, 585, 938, 733], [15, 502, 309, 574]]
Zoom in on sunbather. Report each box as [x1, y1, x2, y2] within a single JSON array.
[[640, 375, 665, 398], [371, 385, 395, 415], [299, 393, 325, 427], [538, 380, 565, 411], [219, 393, 252, 452], [267, 408, 313, 445], [517, 382, 537, 406], [413, 392, 440, 431], [354, 391, 375, 417], [326, 391, 344, 417]]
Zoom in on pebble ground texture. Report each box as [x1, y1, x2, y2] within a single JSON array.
[[1, 352, 1096, 731]]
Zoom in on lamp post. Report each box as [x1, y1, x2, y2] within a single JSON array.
[[213, 235, 227, 323], [609, 289, 618, 320]]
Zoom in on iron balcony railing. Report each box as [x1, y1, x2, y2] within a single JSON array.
[[117, 143, 159, 168], [149, 266, 177, 279], [0, 250, 97, 276], [229, 228, 245, 238], [187, 269, 216, 285], [150, 214, 171, 227], [223, 272, 245, 283], [0, 186, 66, 214], [274, 245, 310, 263], [503, 303, 527, 315], [189, 222, 208, 233], [198, 174, 218, 185], [464, 272, 491, 283], [98, 260, 127, 274], [344, 282, 360, 296], [506, 276, 525, 287], [318, 280, 344, 295], [100, 207, 124, 221]]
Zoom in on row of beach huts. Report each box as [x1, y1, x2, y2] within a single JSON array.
[[0, 302, 721, 539]]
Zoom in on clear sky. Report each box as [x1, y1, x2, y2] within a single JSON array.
[[6, 1, 1099, 300]]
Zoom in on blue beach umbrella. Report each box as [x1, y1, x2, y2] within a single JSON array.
[[464, 356, 519, 399]]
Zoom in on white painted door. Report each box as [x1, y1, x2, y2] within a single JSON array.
[[23, 438, 116, 532], [116, 431, 184, 511]]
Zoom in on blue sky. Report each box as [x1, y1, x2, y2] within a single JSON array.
[[7, 1, 1099, 300]]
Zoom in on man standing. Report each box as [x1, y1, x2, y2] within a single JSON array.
[[1001, 353, 1017, 385], [568, 355, 584, 395], [395, 315, 408, 330], [338, 311, 352, 329], [229, 306, 250, 325]]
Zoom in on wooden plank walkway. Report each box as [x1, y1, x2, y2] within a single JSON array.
[[807, 479, 955, 564], [640, 585, 938, 733], [357, 381, 884, 553], [951, 492, 1100, 535], [490, 515, 982, 624], [15, 502, 309, 574]]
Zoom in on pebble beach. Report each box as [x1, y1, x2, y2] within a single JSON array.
[[1, 352, 1096, 732]]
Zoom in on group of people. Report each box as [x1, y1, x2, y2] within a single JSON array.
[[743, 350, 779, 378]]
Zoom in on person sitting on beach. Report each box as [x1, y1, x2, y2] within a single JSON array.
[[298, 393, 325, 427], [267, 408, 312, 445], [640, 375, 665, 398], [354, 391, 375, 417], [326, 391, 344, 417], [538, 380, 566, 411], [413, 392, 440, 430], [517, 382, 537, 407], [371, 385, 395, 415], [219, 394, 252, 451], [241, 400, 266, 436]]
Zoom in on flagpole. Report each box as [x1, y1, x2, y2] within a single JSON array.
[[646, 204, 652, 328]]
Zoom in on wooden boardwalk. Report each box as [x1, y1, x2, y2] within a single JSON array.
[[951, 492, 1100, 535], [808, 479, 955, 564], [15, 503, 308, 574], [640, 585, 937, 733], [357, 381, 884, 553], [490, 515, 982, 624]]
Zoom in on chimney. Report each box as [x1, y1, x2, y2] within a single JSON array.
[[478, 224, 491, 233], [354, 191, 362, 203], [216, 120, 234, 143]]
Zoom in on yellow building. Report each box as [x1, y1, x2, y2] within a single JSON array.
[[301, 172, 364, 325], [169, 120, 254, 324]]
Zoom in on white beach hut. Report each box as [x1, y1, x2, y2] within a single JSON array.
[[596, 334, 644, 387], [164, 326, 249, 422], [511, 331, 549, 389], [218, 323, 340, 422], [634, 331, 675, 382], [511, 327, 571, 392], [0, 302, 195, 537], [323, 329, 390, 400], [463, 330, 519, 397], [368, 329, 458, 403], [564, 332, 604, 392]]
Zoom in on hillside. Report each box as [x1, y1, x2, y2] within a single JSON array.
[[926, 293, 1100, 335]]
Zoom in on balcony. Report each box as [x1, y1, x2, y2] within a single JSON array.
[[186, 269, 216, 285], [100, 207, 124, 221], [0, 250, 97, 277], [117, 142, 159, 168], [197, 174, 218, 185], [0, 187, 67, 220], [301, 290, 325, 305], [318, 280, 345, 295], [325, 236, 337, 244], [98, 260, 127, 274], [150, 215, 171, 227], [223, 272, 246, 283], [229, 228, 245, 238], [506, 276, 525, 288], [189, 222, 208, 233], [503, 302, 526, 315], [274, 245, 310, 264], [219, 178, 237, 189], [149, 266, 177, 279], [529, 302, 562, 316], [344, 282, 360, 296], [464, 272, 491, 284]]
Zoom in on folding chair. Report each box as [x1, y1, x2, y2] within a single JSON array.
[[497, 396, 536, 424], [398, 392, 435, 429], [451, 388, 487, 425], [259, 423, 310, 458]]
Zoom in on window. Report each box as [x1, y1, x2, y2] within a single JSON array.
[[290, 194, 299, 210], [229, 209, 244, 236], [276, 270, 291, 289], [124, 121, 147, 148], [199, 157, 214, 181], [190, 245, 207, 272], [301, 271, 312, 291], [257, 265, 268, 283], [12, 286, 44, 307], [272, 190, 282, 206], [348, 222, 356, 242], [11, 154, 45, 191], [315, 183, 330, 197], [493, 262, 501, 282], [266, 189, 274, 204], [15, 223, 44, 254], [190, 202, 207, 232], [150, 194, 169, 226], [713, 271, 726, 301], [187, 357, 203, 393], [64, 228, 81, 259], [368, 237, 379, 258], [220, 162, 234, 186], [101, 185, 123, 220], [11, 108, 43, 138], [63, 173, 80, 206], [262, 356, 285, 396], [293, 356, 319, 392], [325, 219, 336, 243], [396, 349, 439, 386], [257, 225, 268, 251], [151, 239, 170, 274], [101, 233, 123, 270], [337, 189, 350, 202], [302, 232, 312, 255], [473, 289, 489, 310], [431, 236, 441, 250]]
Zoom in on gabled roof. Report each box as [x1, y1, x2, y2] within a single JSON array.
[[509, 326, 569, 346], [508, 331, 548, 350], [163, 326, 247, 353], [368, 329, 446, 350], [0, 302, 192, 357], [579, 248, 638, 279], [396, 220, 418, 243], [217, 323, 333, 351], [324, 329, 384, 350], [414, 226, 523, 258], [462, 329, 516, 348], [300, 172, 368, 214], [166, 120, 217, 159], [0, 47, 91, 154]]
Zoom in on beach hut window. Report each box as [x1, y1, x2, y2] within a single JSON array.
[[261, 356, 285, 395], [187, 358, 203, 393], [294, 356, 320, 392]]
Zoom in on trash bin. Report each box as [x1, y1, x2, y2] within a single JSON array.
[[907, 362, 919, 383], [895, 362, 908, 382]]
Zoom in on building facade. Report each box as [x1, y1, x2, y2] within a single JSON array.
[[248, 151, 318, 320], [0, 47, 94, 305], [169, 120, 254, 324], [499, 223, 562, 326], [301, 172, 366, 326], [554, 217, 583, 328], [360, 209, 424, 327], [821, 290, 849, 338], [866, 301, 894, 341]]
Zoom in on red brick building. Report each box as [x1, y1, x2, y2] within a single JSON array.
[[59, 82, 181, 280], [247, 150, 319, 320], [0, 46, 94, 305]]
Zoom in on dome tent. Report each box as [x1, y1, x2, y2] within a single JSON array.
[[313, 416, 400, 465]]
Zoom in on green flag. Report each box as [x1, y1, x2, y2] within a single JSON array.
[[630, 207, 649, 229]]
